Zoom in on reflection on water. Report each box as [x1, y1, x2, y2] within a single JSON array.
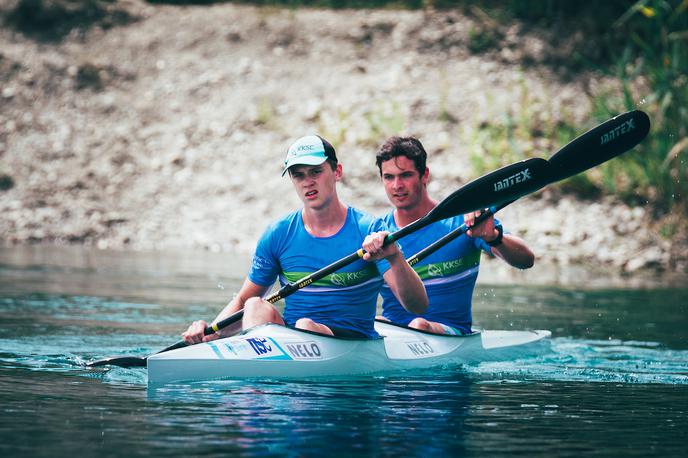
[[1, 246, 687, 457]]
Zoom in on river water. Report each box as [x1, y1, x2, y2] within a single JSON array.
[[1, 246, 686, 457]]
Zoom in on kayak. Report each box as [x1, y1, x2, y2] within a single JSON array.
[[147, 321, 551, 384]]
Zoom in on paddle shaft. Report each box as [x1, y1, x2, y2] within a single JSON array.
[[86, 110, 650, 368], [209, 112, 652, 342], [87, 201, 460, 365], [407, 202, 511, 267], [195, 205, 464, 341], [84, 199, 548, 365]]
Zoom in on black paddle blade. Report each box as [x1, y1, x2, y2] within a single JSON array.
[[86, 356, 147, 368], [428, 157, 551, 221], [548, 110, 651, 183]]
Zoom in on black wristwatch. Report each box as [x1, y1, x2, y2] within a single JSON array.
[[486, 224, 503, 247]]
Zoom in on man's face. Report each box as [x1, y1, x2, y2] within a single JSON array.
[[289, 162, 341, 209], [380, 156, 428, 211]]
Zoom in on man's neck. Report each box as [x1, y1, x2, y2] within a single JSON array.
[[394, 195, 437, 228], [302, 199, 349, 237]]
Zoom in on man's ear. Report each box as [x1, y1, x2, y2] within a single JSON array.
[[334, 163, 343, 181], [422, 166, 430, 186]]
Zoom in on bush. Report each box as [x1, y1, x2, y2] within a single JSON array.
[[4, 0, 135, 41], [591, 0, 687, 213]]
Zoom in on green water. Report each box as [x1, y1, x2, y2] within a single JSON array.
[[1, 247, 686, 457]]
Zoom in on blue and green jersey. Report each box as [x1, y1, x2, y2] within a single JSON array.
[[248, 207, 390, 338], [380, 212, 497, 334]]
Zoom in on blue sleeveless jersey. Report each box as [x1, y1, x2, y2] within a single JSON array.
[[248, 207, 390, 338], [380, 212, 497, 334]]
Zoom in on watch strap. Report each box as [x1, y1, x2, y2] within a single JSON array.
[[487, 224, 504, 247]]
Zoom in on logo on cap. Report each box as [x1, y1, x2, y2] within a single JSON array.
[[282, 135, 330, 176]]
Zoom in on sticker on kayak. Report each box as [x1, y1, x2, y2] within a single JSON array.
[[207, 337, 322, 360], [406, 340, 435, 357], [284, 341, 323, 360], [207, 337, 293, 360]]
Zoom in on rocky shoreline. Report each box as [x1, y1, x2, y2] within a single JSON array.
[[0, 1, 685, 277]]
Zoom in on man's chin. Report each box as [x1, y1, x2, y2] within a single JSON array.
[[394, 202, 413, 211]]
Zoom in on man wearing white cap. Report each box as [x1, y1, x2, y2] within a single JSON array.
[[182, 135, 427, 341]]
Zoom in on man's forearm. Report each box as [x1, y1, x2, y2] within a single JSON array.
[[491, 235, 535, 269], [386, 253, 428, 314]]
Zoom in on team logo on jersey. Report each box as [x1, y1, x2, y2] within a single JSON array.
[[330, 270, 368, 286], [427, 264, 444, 277]]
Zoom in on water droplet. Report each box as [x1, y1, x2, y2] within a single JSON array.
[[217, 283, 225, 290]]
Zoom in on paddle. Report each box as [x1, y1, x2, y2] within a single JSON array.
[[406, 109, 651, 266], [86, 158, 550, 368], [548, 109, 650, 181], [87, 109, 650, 369]]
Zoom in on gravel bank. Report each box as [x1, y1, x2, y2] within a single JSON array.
[[0, 1, 685, 277]]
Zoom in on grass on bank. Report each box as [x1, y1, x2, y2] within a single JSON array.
[[454, 0, 688, 216]]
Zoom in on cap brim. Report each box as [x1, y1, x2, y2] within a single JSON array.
[[281, 154, 328, 176]]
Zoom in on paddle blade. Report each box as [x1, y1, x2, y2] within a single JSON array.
[[86, 356, 147, 368], [548, 110, 650, 183], [427, 157, 551, 222]]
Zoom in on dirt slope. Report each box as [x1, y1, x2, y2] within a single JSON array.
[[0, 1, 682, 275]]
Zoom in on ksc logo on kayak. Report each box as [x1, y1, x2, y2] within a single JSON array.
[[600, 118, 636, 145], [246, 337, 272, 355]]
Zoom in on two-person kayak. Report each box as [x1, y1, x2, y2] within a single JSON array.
[[147, 320, 551, 384]]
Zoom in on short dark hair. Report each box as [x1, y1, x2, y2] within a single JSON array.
[[375, 136, 427, 176], [318, 135, 338, 171], [317, 135, 338, 164]]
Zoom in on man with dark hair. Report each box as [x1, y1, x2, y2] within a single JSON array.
[[375, 136, 534, 335], [183, 135, 427, 343]]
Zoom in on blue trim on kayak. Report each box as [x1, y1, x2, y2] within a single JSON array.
[[207, 342, 225, 359], [264, 337, 293, 361]]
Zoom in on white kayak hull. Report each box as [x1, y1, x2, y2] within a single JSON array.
[[147, 322, 551, 384]]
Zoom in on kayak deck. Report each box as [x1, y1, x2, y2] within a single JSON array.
[[147, 322, 551, 384]]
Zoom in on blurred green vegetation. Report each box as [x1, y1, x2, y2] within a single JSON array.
[[145, 0, 426, 6], [3, 0, 135, 40], [591, 1, 687, 215], [457, 0, 687, 215]]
